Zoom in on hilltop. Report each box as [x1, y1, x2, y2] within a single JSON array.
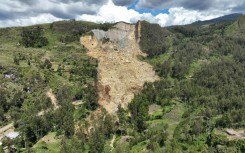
[[192, 13, 243, 25]]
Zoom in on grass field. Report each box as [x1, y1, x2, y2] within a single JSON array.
[[33, 132, 61, 153]]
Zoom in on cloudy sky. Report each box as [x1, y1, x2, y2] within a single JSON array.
[[0, 0, 244, 27]]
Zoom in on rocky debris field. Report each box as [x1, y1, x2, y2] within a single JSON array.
[[81, 22, 159, 114]]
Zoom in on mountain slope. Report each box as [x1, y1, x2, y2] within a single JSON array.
[[80, 22, 159, 113], [0, 17, 244, 153], [192, 13, 243, 25], [225, 15, 245, 37]]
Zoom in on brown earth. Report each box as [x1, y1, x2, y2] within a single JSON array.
[[225, 129, 245, 140], [38, 89, 59, 116], [80, 22, 159, 114], [46, 89, 59, 110]]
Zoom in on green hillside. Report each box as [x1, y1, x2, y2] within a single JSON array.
[[134, 16, 245, 152], [0, 16, 244, 153], [0, 21, 112, 152], [225, 15, 245, 37]]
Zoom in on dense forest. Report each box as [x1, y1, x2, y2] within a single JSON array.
[[0, 15, 244, 153], [131, 15, 245, 152]]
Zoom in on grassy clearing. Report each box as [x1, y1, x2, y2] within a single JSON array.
[[150, 109, 163, 119], [143, 53, 170, 66], [130, 140, 148, 153], [146, 102, 185, 140], [33, 132, 61, 153], [162, 102, 185, 122], [35, 142, 61, 153]]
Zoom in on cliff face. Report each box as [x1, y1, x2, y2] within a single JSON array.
[[92, 22, 135, 50], [81, 22, 159, 114]]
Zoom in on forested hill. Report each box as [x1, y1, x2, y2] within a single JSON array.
[[133, 15, 245, 152], [192, 13, 243, 25], [0, 14, 244, 153]]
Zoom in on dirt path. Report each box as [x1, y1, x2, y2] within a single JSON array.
[[46, 89, 59, 110], [38, 89, 59, 116], [110, 135, 116, 151], [80, 22, 159, 114]]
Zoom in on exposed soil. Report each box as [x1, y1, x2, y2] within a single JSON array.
[[110, 135, 116, 151], [46, 89, 59, 110], [38, 89, 59, 116], [80, 22, 159, 114], [225, 129, 245, 140]]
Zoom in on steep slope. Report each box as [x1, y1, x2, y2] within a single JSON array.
[[80, 22, 159, 114], [225, 15, 245, 37]]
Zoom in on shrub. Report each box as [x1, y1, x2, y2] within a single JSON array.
[[20, 26, 48, 48]]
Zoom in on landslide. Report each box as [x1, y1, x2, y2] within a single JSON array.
[[80, 22, 159, 114]]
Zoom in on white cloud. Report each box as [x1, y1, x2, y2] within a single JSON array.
[[0, 0, 103, 24], [157, 7, 231, 26], [136, 0, 245, 12], [0, 13, 62, 27], [77, 1, 140, 23], [0, 0, 240, 27], [76, 1, 232, 27]]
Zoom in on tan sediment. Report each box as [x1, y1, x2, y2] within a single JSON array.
[[80, 22, 159, 114]]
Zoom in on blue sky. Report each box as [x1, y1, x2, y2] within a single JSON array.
[[128, 0, 169, 16], [136, 9, 169, 16], [0, 0, 244, 27]]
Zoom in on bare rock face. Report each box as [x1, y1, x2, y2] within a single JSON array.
[[81, 22, 159, 114], [92, 22, 135, 50], [91, 29, 107, 40], [92, 22, 134, 41]]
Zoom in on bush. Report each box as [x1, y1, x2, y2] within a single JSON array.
[[20, 26, 48, 48]]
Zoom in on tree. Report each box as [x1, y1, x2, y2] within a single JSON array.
[[62, 110, 75, 137], [56, 85, 72, 104], [159, 60, 172, 77], [57, 65, 63, 76], [83, 84, 98, 111], [117, 104, 127, 131], [0, 108, 5, 122], [0, 90, 9, 112], [20, 27, 48, 48], [44, 59, 52, 69], [27, 59, 31, 65], [89, 127, 105, 153], [54, 100, 75, 137], [11, 91, 24, 108], [128, 95, 149, 132], [147, 123, 169, 151]]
